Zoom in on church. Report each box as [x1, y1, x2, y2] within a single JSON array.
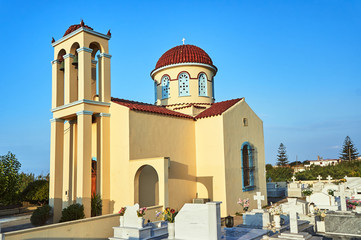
[[49, 21, 267, 222]]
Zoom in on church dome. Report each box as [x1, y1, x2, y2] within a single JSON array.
[[63, 20, 93, 37], [153, 44, 217, 72]]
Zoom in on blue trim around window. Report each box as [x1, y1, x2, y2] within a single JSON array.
[[241, 142, 255, 192]]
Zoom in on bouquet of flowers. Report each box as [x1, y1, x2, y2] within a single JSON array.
[[118, 207, 126, 216], [156, 207, 178, 223], [314, 207, 326, 220], [137, 207, 147, 217], [237, 198, 250, 212], [347, 197, 361, 210], [268, 205, 283, 215]]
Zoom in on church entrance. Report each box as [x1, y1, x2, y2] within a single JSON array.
[[91, 159, 97, 197], [135, 165, 159, 207]]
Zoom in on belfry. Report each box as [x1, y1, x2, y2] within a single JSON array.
[[49, 21, 267, 222]]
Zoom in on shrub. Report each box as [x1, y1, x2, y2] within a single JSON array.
[[91, 193, 102, 217], [21, 180, 49, 205], [30, 205, 52, 226], [60, 203, 85, 222]]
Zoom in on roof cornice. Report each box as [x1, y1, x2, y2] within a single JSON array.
[[52, 27, 111, 47]]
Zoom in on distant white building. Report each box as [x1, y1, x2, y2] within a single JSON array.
[[304, 156, 341, 168]]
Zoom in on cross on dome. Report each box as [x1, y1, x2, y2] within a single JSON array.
[[182, 38, 185, 45], [253, 192, 264, 210]]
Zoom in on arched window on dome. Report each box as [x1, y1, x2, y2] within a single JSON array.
[[161, 75, 170, 99], [241, 142, 255, 192], [198, 73, 207, 96], [178, 72, 190, 97]]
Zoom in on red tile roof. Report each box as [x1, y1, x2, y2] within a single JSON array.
[[111, 98, 194, 119], [111, 98, 243, 120], [63, 20, 93, 37], [153, 45, 217, 72], [195, 98, 243, 119]]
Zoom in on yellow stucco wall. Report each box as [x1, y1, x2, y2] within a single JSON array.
[[194, 115, 228, 216], [222, 100, 267, 215], [128, 111, 197, 210]]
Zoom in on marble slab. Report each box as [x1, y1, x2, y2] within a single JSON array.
[[123, 203, 140, 228]]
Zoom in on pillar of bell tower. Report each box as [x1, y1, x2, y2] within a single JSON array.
[[77, 47, 93, 101], [98, 53, 112, 102]]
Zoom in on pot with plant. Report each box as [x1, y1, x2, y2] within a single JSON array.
[[118, 207, 126, 227], [156, 207, 178, 239], [136, 207, 147, 228]]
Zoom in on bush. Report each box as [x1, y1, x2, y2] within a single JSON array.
[[91, 193, 102, 217], [30, 205, 52, 226], [21, 180, 49, 205], [60, 203, 85, 222]]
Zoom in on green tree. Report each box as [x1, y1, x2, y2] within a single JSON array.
[[0, 152, 21, 205], [276, 143, 289, 166], [21, 180, 49, 205], [339, 136, 359, 161], [18, 172, 35, 193]]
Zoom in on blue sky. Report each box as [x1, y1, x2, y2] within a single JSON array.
[[0, 0, 360, 175]]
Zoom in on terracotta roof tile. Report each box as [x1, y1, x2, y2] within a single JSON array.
[[153, 45, 217, 72], [111, 98, 194, 119], [63, 21, 93, 37], [195, 98, 243, 119]]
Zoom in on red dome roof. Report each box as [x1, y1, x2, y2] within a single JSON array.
[[153, 44, 217, 72], [63, 20, 93, 37]]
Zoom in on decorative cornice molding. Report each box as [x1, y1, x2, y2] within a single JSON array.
[[50, 118, 65, 123], [51, 59, 60, 64], [91, 60, 98, 64], [51, 27, 111, 47], [150, 62, 217, 78], [51, 99, 110, 112], [63, 53, 75, 59], [94, 113, 111, 117], [77, 47, 93, 53], [76, 110, 93, 116], [98, 53, 112, 59]]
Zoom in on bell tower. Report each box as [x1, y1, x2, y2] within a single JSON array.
[[49, 21, 112, 222]]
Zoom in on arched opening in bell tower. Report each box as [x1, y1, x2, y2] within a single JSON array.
[[89, 42, 102, 101]]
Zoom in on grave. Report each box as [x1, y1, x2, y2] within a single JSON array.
[[243, 192, 270, 229], [267, 182, 286, 198], [309, 192, 338, 211], [280, 199, 309, 216], [334, 184, 351, 211], [266, 198, 320, 240], [109, 203, 168, 240], [312, 175, 324, 193], [287, 176, 303, 198], [175, 201, 222, 240], [324, 211, 361, 239]]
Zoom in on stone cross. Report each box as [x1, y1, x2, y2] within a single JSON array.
[[335, 184, 351, 211], [287, 198, 299, 234], [253, 192, 264, 210], [182, 38, 185, 45], [327, 175, 333, 184], [291, 175, 296, 183], [317, 175, 322, 182]]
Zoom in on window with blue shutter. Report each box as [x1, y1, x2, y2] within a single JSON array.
[[241, 142, 255, 191], [178, 72, 190, 96], [161, 75, 170, 99], [198, 73, 207, 96]]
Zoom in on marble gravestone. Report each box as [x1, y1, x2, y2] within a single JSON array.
[[267, 182, 286, 198], [334, 184, 351, 212], [110, 203, 168, 240], [243, 192, 270, 229], [309, 192, 337, 211], [175, 201, 222, 240], [287, 176, 303, 198], [312, 175, 324, 193]]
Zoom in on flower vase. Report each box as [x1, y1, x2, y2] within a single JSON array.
[[274, 214, 281, 229], [119, 216, 124, 227], [168, 222, 175, 239], [138, 217, 144, 228]]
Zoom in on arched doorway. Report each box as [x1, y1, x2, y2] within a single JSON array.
[[135, 165, 159, 207]]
